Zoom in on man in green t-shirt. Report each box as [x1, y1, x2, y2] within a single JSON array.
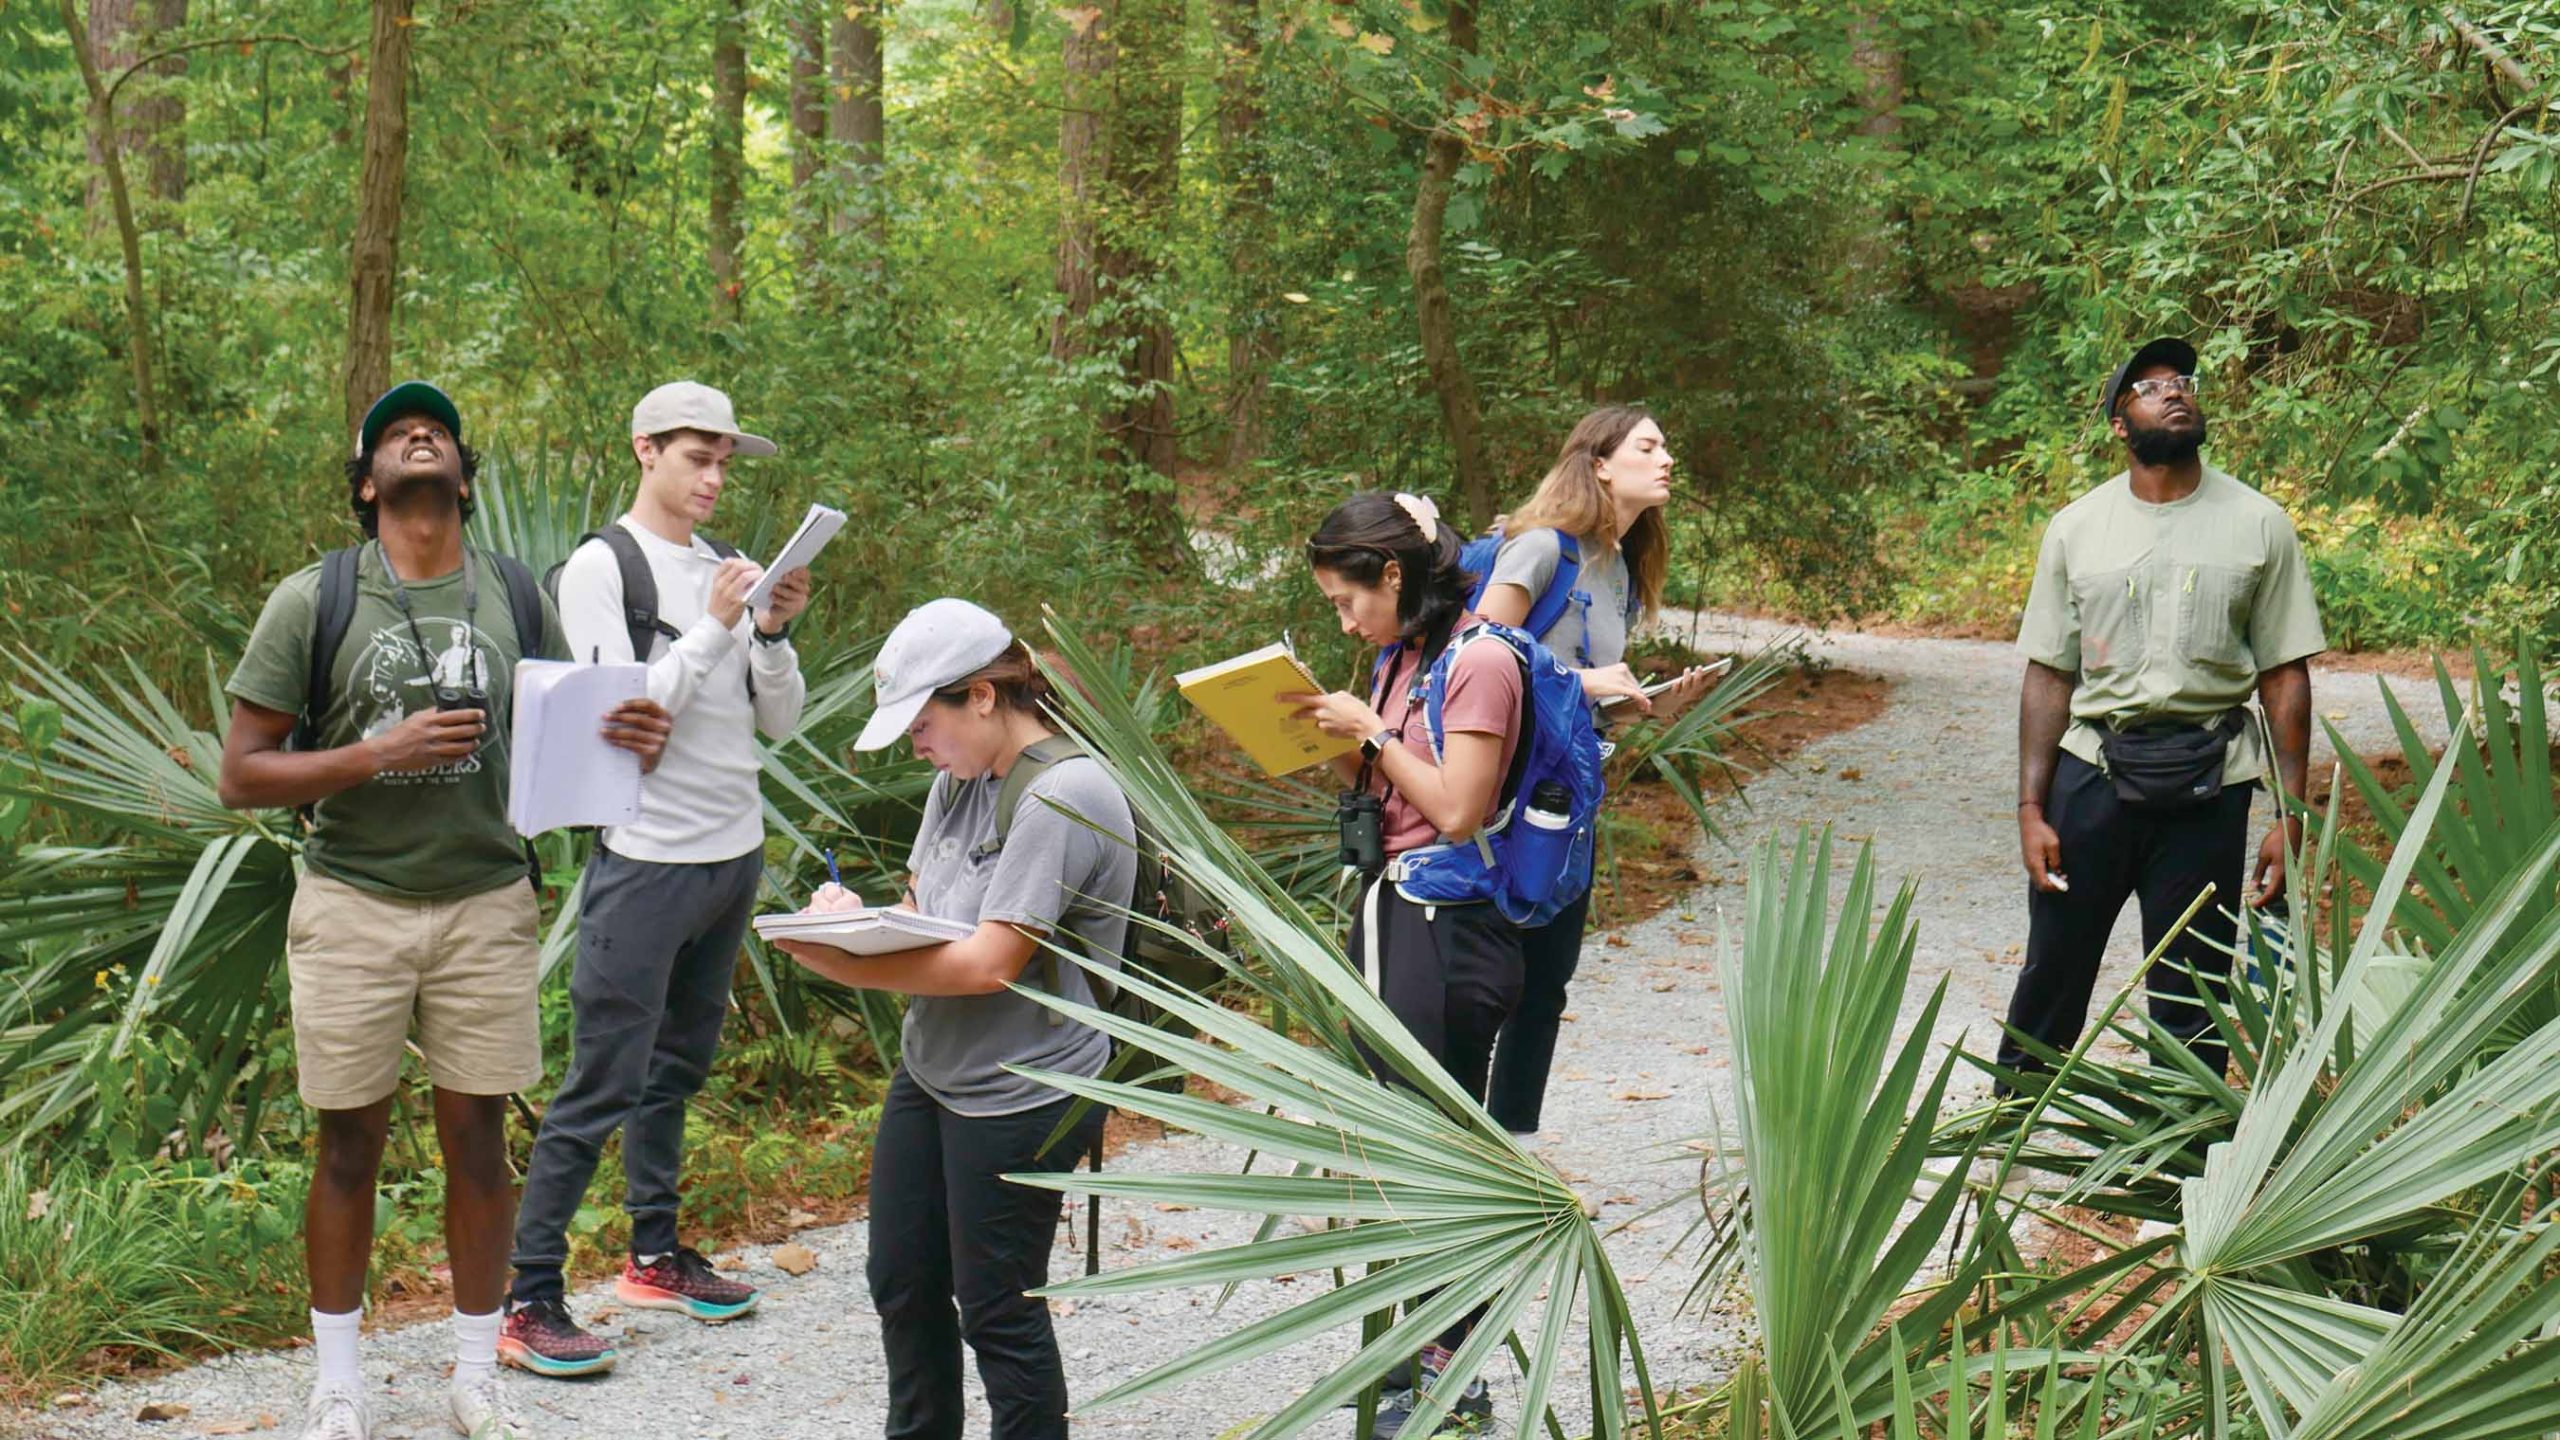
[[2003, 338, 2324, 1083], [217, 383, 672, 1440]]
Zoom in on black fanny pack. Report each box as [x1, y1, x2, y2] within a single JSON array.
[[2096, 711, 2245, 808]]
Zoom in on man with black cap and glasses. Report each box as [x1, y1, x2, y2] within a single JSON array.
[[218, 383, 672, 1440], [2000, 337, 2325, 1086]]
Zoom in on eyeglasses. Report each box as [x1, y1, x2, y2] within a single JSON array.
[[2124, 373, 2199, 404]]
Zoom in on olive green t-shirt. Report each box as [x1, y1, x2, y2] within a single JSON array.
[[2016, 466, 2326, 786], [226, 546, 568, 900]]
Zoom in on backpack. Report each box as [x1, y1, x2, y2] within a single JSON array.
[[1456, 526, 1641, 668], [966, 735, 1233, 1277], [1375, 621, 1607, 928], [297, 543, 550, 887], [540, 524, 755, 698]]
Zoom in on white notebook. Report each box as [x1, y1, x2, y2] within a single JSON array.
[[745, 503, 848, 610], [752, 907, 974, 955], [507, 659, 648, 836]]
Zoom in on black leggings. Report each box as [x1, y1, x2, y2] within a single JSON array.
[[1347, 876, 1527, 1104], [1484, 889, 1590, 1132], [866, 1068, 1106, 1440]]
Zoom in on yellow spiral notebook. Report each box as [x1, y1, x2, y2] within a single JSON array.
[[1176, 638, 1359, 776]]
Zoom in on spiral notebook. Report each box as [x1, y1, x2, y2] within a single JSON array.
[[752, 907, 973, 955]]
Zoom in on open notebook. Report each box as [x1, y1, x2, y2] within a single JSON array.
[[752, 907, 973, 956]]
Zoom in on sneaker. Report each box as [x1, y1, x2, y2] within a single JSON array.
[[300, 1383, 372, 1440], [449, 1372, 534, 1440], [616, 1246, 760, 1322], [497, 1297, 617, 1378], [1369, 1347, 1495, 1438]]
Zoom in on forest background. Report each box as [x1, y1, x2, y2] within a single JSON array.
[[2, 0, 2558, 1406]]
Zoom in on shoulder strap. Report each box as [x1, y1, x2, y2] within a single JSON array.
[[486, 550, 547, 661], [1518, 530, 1586, 645], [702, 535, 741, 560], [583, 526, 677, 663], [299, 546, 363, 751], [976, 735, 1090, 859]]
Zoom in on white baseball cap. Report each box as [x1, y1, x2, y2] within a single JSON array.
[[854, 599, 1018, 752], [629, 380, 777, 457]]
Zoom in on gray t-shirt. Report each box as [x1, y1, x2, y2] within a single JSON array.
[[901, 753, 1137, 1116], [1486, 527, 1631, 669]]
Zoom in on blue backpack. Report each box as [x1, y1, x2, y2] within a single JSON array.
[[1372, 621, 1607, 927], [1456, 527, 1640, 668]]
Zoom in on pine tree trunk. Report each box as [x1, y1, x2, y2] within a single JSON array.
[[81, 0, 185, 222], [1847, 8, 1913, 293], [828, 5, 884, 243], [787, 7, 824, 289], [1407, 0, 1492, 529], [341, 0, 413, 442], [1049, 5, 1108, 358], [708, 0, 746, 324], [58, 0, 161, 472], [1107, 0, 1184, 559], [1216, 0, 1273, 472]]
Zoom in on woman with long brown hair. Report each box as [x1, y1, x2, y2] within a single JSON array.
[[1477, 405, 1715, 1138]]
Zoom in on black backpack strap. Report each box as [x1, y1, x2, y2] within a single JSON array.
[[485, 549, 549, 660], [299, 546, 363, 753], [575, 525, 675, 663]]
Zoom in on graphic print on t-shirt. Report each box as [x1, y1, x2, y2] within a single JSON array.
[[345, 616, 496, 784]]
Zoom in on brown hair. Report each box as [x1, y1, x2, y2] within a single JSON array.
[[1499, 405, 1669, 619], [929, 640, 1080, 719]]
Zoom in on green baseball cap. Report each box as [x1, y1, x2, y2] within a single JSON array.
[[354, 380, 464, 457]]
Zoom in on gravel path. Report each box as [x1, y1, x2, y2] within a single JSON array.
[[25, 620, 2453, 1440]]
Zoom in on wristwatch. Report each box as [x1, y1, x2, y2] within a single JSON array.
[[1359, 729, 1397, 761], [752, 620, 792, 646]]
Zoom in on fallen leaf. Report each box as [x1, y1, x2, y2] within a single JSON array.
[[1151, 1202, 1195, 1212], [772, 1242, 819, 1276], [1838, 767, 1863, 782], [137, 1403, 192, 1423], [201, 1422, 257, 1435], [1559, 1012, 1578, 1023], [782, 1208, 821, 1230], [1162, 1235, 1197, 1251], [1649, 979, 1677, 992], [1614, 1090, 1670, 1102], [257, 1414, 277, 1430], [1684, 1045, 1712, 1056], [1605, 933, 1630, 948], [1607, 1193, 1638, 1206], [1047, 1298, 1079, 1317], [26, 1188, 49, 1221], [51, 1392, 87, 1408]]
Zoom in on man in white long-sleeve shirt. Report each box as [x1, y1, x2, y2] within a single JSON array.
[[502, 382, 810, 1378]]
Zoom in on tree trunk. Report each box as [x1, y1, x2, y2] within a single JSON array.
[[1216, 0, 1274, 472], [708, 0, 746, 324], [1049, 4, 1108, 359], [1407, 0, 1492, 529], [786, 7, 825, 287], [59, 0, 161, 473], [1846, 8, 1913, 292], [341, 0, 413, 439], [828, 5, 884, 242], [981, 0, 1015, 38], [82, 0, 185, 221]]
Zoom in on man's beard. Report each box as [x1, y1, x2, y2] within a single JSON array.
[[2125, 415, 2206, 466]]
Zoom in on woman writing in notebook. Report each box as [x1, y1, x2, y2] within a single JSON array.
[[1286, 489, 1528, 1436], [1475, 404, 1714, 1140], [767, 597, 1133, 1440]]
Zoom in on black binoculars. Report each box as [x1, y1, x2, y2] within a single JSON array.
[[1336, 790, 1385, 875]]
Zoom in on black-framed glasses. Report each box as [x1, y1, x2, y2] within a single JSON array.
[[2125, 373, 2198, 403]]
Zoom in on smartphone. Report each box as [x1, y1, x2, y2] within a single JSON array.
[[1598, 656, 1734, 709]]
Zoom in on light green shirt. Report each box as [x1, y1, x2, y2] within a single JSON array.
[[2016, 466, 2326, 786]]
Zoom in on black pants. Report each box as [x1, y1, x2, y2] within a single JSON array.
[[868, 1068, 1105, 1440], [511, 846, 763, 1301], [1348, 874, 1524, 1354], [2000, 753, 2253, 1079], [1484, 889, 1589, 1133], [1348, 877, 1527, 1105]]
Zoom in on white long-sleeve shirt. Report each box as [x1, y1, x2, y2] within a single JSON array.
[[555, 516, 808, 863]]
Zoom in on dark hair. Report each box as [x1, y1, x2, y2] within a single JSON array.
[[642, 427, 723, 454], [344, 441, 482, 538], [928, 640, 1060, 717], [1305, 491, 1472, 654]]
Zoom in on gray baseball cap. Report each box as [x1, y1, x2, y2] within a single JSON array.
[[630, 380, 777, 457], [855, 598, 1018, 752]]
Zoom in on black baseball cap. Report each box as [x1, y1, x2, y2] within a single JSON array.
[[354, 380, 464, 457], [2097, 337, 2198, 418]]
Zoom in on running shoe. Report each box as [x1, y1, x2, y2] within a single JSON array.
[[497, 1297, 617, 1378], [1369, 1345, 1496, 1438], [300, 1383, 372, 1440], [449, 1372, 535, 1440], [615, 1246, 760, 1322]]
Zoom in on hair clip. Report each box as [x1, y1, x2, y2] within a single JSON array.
[[1392, 491, 1441, 543]]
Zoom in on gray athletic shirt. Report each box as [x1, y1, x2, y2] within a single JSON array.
[[1486, 527, 1632, 669], [902, 753, 1137, 1117]]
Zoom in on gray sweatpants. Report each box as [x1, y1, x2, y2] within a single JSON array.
[[509, 845, 763, 1301]]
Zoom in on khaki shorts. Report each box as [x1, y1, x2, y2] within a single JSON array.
[[285, 870, 543, 1109]]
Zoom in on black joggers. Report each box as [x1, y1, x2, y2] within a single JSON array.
[[867, 1067, 1106, 1440], [1999, 753, 2254, 1079], [1348, 876, 1527, 1105], [1484, 889, 1589, 1133]]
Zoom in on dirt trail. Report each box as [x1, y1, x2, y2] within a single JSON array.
[[30, 620, 2454, 1440]]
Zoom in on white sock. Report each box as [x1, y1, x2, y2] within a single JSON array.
[[311, 1307, 363, 1392], [451, 1309, 501, 1386]]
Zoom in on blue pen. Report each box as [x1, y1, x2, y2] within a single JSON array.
[[824, 847, 843, 889]]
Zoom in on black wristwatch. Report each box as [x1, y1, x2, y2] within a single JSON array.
[[1359, 728, 1397, 761], [752, 620, 792, 646]]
